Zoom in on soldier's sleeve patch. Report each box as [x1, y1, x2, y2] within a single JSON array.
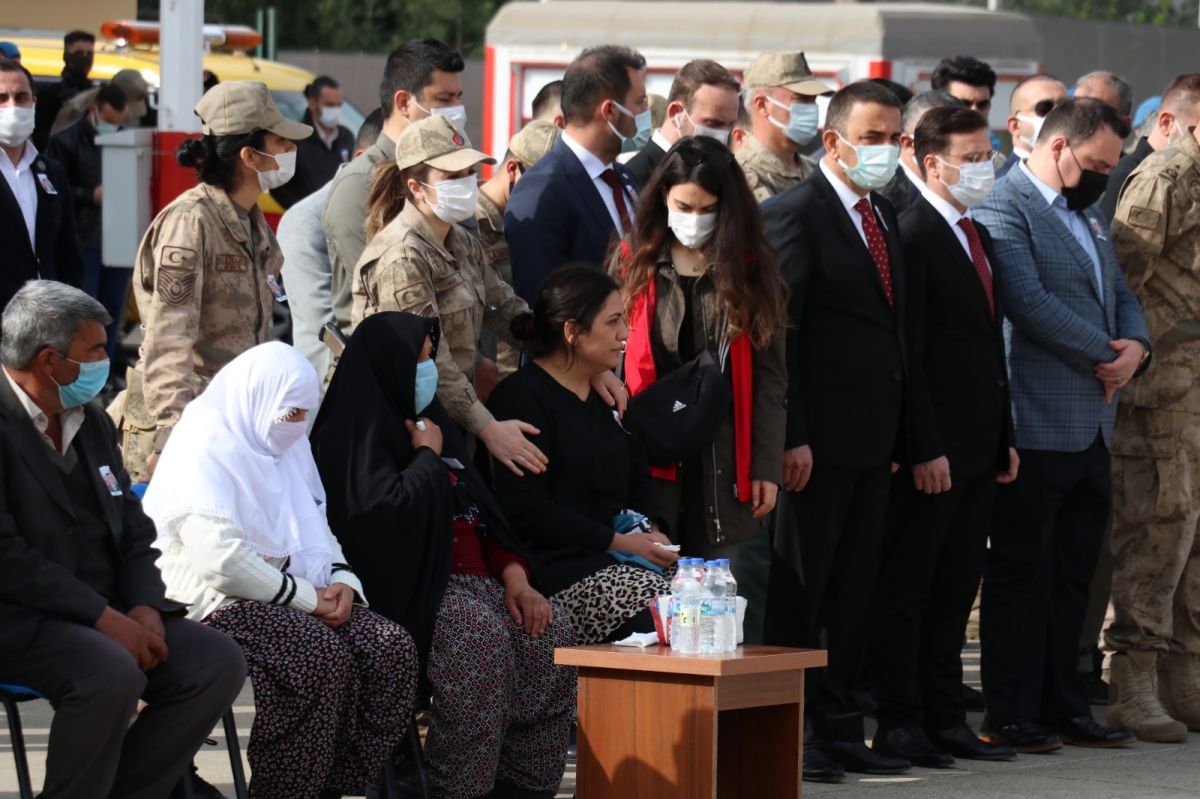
[[157, 269, 198, 306], [160, 246, 197, 271], [216, 254, 250, 272], [393, 282, 432, 311], [1127, 206, 1162, 231]]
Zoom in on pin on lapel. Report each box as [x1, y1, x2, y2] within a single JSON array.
[[1088, 216, 1108, 241]]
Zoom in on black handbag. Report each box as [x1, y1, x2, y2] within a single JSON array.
[[625, 350, 731, 467]]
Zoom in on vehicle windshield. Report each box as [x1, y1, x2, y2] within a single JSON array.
[[272, 90, 366, 136]]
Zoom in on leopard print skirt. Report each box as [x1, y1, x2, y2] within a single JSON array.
[[551, 564, 672, 644]]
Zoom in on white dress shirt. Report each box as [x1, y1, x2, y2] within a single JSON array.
[[918, 184, 992, 274], [1019, 161, 1103, 301], [901, 159, 925, 192], [561, 131, 636, 236], [3, 366, 85, 456], [819, 158, 886, 248], [0, 141, 38, 250]]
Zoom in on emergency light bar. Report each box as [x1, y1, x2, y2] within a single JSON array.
[[100, 20, 264, 52]]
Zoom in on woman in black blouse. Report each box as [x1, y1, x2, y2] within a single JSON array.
[[488, 268, 678, 643]]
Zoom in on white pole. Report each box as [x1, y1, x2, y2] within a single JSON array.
[[159, 0, 205, 133], [988, 0, 1000, 11]]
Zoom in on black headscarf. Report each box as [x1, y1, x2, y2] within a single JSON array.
[[311, 312, 530, 656]]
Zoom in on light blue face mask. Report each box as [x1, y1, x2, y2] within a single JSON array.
[[765, 96, 819, 145], [836, 132, 900, 192], [609, 100, 653, 153], [54, 356, 110, 409], [94, 120, 121, 136], [414, 358, 439, 414]]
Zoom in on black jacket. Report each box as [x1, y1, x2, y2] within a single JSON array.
[[763, 166, 907, 468], [0, 151, 85, 311], [0, 376, 182, 653], [270, 110, 354, 209], [33, 72, 93, 151], [899, 196, 1013, 475], [45, 117, 103, 249], [625, 138, 668, 187], [878, 165, 921, 217]]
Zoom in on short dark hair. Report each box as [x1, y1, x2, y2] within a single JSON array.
[[825, 80, 903, 135], [0, 58, 33, 94], [560, 45, 646, 125], [870, 77, 914, 106], [931, 56, 997, 97], [1039, 97, 1131, 145], [532, 80, 563, 119], [355, 108, 384, 151], [379, 38, 464, 118], [914, 107, 989, 178], [95, 83, 127, 112], [668, 59, 740, 109], [64, 31, 95, 49], [1161, 73, 1200, 116], [305, 75, 339, 100]]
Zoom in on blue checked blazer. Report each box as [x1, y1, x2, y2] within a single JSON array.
[[973, 165, 1149, 453]]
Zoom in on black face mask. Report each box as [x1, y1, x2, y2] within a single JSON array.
[[64, 52, 93, 77], [1058, 146, 1108, 212]]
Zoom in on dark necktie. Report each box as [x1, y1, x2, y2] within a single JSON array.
[[957, 217, 995, 318], [599, 168, 633, 233], [853, 197, 893, 305]]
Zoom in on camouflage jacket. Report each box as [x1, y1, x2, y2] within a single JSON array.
[[736, 133, 816, 203], [474, 189, 511, 284]]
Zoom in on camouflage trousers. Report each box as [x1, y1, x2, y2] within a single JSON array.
[[1106, 406, 1200, 655]]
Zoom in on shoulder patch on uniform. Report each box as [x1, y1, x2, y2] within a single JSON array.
[[1127, 206, 1162, 231], [393, 283, 432, 310], [1188, 179, 1200, 205], [157, 269, 198, 306], [160, 246, 197, 271], [216, 254, 250, 273]]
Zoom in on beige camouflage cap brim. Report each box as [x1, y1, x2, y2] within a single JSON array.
[[396, 115, 496, 172], [195, 79, 312, 140]]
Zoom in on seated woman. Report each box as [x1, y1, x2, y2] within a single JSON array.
[[311, 312, 576, 799], [488, 268, 679, 645], [143, 342, 417, 799]]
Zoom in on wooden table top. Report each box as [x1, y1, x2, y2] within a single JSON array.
[[554, 644, 827, 676]]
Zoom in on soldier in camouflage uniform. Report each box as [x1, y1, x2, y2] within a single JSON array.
[[736, 51, 833, 203], [1107, 122, 1200, 741], [115, 81, 311, 482]]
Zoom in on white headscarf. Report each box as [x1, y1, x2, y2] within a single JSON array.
[[144, 342, 335, 587]]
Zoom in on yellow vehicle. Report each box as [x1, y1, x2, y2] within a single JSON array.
[[7, 20, 367, 216]]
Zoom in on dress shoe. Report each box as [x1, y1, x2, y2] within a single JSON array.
[[1050, 716, 1136, 748], [872, 726, 955, 768], [979, 716, 1062, 754], [929, 723, 1017, 761], [818, 740, 911, 775], [802, 742, 845, 783], [170, 764, 228, 799], [962, 683, 987, 711]]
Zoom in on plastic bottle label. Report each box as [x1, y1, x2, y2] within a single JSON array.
[[679, 605, 701, 627]]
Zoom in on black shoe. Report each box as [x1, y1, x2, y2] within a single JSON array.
[[170, 764, 228, 799], [929, 723, 1017, 761], [872, 726, 955, 769], [962, 683, 987, 711], [802, 742, 846, 783], [819, 740, 912, 775], [1050, 716, 1136, 748], [979, 716, 1062, 754]]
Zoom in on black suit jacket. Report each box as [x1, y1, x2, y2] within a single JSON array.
[[0, 376, 181, 653], [0, 152, 85, 312], [763, 167, 907, 468], [878, 165, 921, 217], [505, 137, 640, 302], [625, 138, 667, 187], [899, 196, 1013, 475]]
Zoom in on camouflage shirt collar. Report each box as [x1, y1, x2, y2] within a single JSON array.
[[740, 133, 805, 176], [475, 190, 504, 235], [201, 183, 273, 257], [400, 200, 464, 261]]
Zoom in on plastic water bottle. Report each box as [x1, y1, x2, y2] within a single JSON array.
[[716, 559, 738, 652], [671, 559, 704, 654], [700, 560, 727, 654]]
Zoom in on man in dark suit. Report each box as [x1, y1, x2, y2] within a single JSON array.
[[973, 98, 1149, 753], [505, 45, 647, 302], [0, 60, 85, 312], [870, 106, 1019, 767], [763, 81, 912, 781], [997, 74, 1068, 179], [879, 90, 960, 216], [625, 59, 740, 186], [0, 281, 247, 798]]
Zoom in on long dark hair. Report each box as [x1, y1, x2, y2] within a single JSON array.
[[365, 160, 432, 238], [621, 136, 786, 350], [510, 266, 619, 361], [176, 130, 267, 192]]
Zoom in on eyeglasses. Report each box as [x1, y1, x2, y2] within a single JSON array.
[[1031, 99, 1061, 118], [671, 138, 735, 169], [960, 99, 992, 112], [943, 151, 997, 164]]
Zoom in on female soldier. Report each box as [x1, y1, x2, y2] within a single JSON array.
[[118, 80, 310, 482]]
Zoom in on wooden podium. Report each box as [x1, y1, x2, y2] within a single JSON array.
[[555, 644, 827, 798]]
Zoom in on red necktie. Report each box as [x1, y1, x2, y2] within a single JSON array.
[[599, 168, 633, 233], [957, 217, 995, 318], [853, 198, 893, 305]]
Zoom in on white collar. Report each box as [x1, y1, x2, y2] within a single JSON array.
[[820, 158, 871, 214], [2, 140, 37, 172], [919, 183, 971, 228], [1019, 160, 1063, 208], [3, 366, 85, 455], [561, 131, 612, 180], [901, 159, 925, 189], [650, 128, 674, 154], [1011, 145, 1031, 161]]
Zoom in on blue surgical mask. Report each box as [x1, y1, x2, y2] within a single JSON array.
[[414, 358, 439, 414], [609, 100, 653, 153], [54, 356, 110, 409], [94, 120, 121, 136], [765, 96, 819, 145], [836, 133, 900, 192]]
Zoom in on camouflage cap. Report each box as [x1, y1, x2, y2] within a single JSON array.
[[508, 120, 561, 168], [395, 115, 495, 172], [111, 69, 150, 121], [744, 52, 833, 97], [194, 80, 312, 140]]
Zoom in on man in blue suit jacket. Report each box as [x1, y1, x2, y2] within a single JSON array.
[[505, 45, 646, 302], [973, 98, 1149, 753]]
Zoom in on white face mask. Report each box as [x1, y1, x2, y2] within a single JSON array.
[[415, 101, 468, 130], [0, 106, 36, 149], [318, 105, 342, 129], [1015, 113, 1045, 149], [667, 208, 718, 249], [675, 110, 731, 145], [936, 157, 995, 208], [265, 418, 308, 457], [421, 175, 479, 224], [254, 149, 297, 192]]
